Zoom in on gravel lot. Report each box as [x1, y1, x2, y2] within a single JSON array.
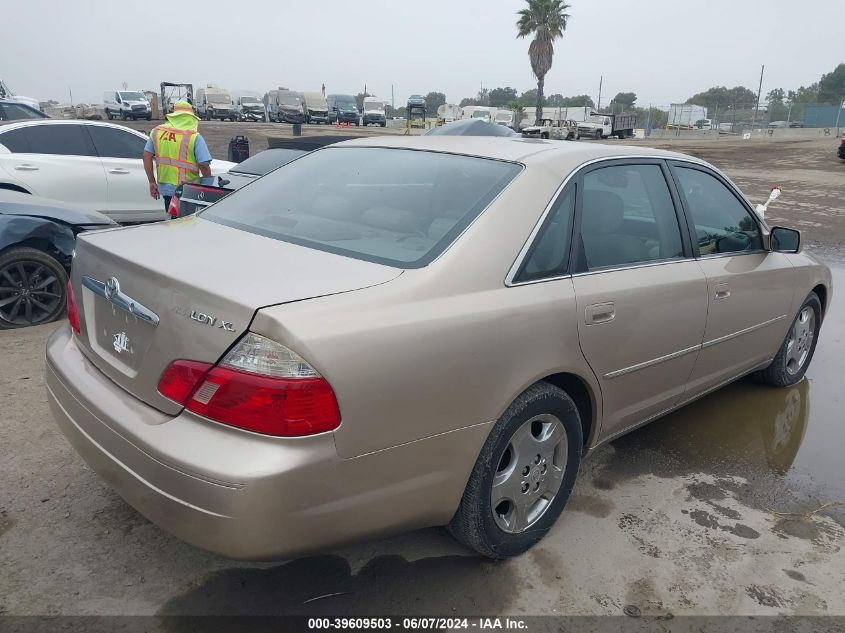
[[0, 129, 843, 622]]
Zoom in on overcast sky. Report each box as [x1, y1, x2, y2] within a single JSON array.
[[2, 0, 841, 108]]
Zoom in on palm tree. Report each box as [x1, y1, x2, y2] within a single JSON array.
[[516, 0, 571, 125]]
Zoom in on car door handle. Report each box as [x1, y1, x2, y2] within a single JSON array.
[[585, 302, 615, 325], [107, 168, 131, 175], [714, 282, 731, 300], [14, 164, 39, 171]]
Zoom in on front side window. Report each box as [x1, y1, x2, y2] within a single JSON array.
[[88, 126, 145, 159], [19, 124, 95, 156], [579, 164, 684, 269], [516, 188, 575, 282], [673, 167, 762, 255], [203, 148, 522, 268]]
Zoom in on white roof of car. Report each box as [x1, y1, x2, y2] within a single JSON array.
[[0, 119, 147, 137]]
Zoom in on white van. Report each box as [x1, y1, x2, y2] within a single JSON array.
[[195, 85, 235, 121], [103, 90, 151, 121]]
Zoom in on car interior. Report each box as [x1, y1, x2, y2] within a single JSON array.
[[208, 148, 520, 265], [579, 165, 684, 269]]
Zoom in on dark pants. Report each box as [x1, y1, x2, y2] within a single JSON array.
[[163, 195, 172, 213]]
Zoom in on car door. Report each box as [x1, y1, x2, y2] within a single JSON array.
[[0, 123, 107, 208], [570, 161, 708, 439], [669, 162, 797, 399], [86, 124, 162, 223]]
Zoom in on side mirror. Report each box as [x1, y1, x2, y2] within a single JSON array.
[[770, 226, 800, 253]]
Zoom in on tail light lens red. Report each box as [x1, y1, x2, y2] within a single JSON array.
[[157, 334, 341, 437], [66, 280, 80, 334]]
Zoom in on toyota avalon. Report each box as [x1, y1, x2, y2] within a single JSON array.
[[45, 137, 831, 559]]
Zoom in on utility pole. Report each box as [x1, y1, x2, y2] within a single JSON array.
[[597, 75, 603, 111], [68, 86, 73, 106], [751, 64, 764, 130], [645, 103, 652, 137], [835, 96, 843, 132], [391, 84, 394, 111]]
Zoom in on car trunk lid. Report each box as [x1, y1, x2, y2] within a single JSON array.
[[71, 217, 402, 415]]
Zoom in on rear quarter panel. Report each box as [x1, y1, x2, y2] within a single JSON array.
[[251, 165, 602, 459]]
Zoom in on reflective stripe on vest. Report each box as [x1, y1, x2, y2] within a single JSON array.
[[151, 125, 200, 186]]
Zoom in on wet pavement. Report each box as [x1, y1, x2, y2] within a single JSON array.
[[0, 265, 842, 618]]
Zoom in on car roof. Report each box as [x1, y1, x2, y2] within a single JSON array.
[[333, 136, 701, 169], [0, 118, 147, 137]]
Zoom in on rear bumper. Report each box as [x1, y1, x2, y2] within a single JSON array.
[[45, 325, 487, 559]]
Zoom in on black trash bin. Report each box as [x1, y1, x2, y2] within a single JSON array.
[[228, 135, 249, 163], [292, 123, 302, 136]]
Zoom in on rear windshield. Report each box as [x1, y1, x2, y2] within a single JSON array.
[[229, 148, 307, 176], [203, 147, 521, 268]]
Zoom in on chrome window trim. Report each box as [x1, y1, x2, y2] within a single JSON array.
[[694, 249, 767, 261], [505, 154, 710, 287]]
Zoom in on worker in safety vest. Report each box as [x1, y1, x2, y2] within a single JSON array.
[[142, 100, 213, 211]]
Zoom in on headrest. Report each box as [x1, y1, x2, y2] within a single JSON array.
[[581, 190, 624, 235]]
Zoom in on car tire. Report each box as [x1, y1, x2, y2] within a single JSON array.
[[106, 110, 113, 120], [0, 247, 68, 330], [448, 382, 582, 559], [380, 122, 386, 127], [146, 115, 152, 121], [120, 111, 127, 121], [754, 292, 822, 387], [594, 130, 601, 140]]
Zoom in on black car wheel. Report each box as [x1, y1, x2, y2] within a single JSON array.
[[0, 247, 68, 330], [106, 110, 113, 120], [449, 383, 582, 558]]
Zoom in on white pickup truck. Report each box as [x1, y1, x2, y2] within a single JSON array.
[[577, 112, 636, 139]]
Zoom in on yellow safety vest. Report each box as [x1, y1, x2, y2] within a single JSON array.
[[151, 125, 200, 186]]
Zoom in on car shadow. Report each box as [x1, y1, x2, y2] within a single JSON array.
[[157, 552, 518, 622]]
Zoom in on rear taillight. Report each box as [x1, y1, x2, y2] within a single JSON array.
[[66, 280, 80, 334], [158, 360, 213, 404], [167, 195, 180, 218], [157, 334, 341, 437]]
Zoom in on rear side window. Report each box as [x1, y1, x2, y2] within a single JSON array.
[[203, 147, 522, 268], [0, 128, 30, 152], [21, 124, 95, 156], [673, 166, 762, 255], [516, 187, 575, 282], [88, 125, 145, 159], [579, 164, 684, 269]]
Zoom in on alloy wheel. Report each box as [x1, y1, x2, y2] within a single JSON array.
[[0, 260, 63, 326]]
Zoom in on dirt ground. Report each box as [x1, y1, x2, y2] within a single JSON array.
[[1, 126, 844, 623]]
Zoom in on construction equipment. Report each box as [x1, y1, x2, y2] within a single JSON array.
[[160, 82, 194, 114]]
